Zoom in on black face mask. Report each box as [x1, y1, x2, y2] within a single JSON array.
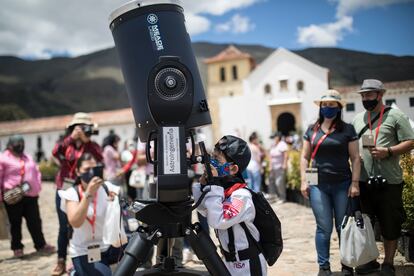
[[362, 99, 379, 111], [80, 169, 94, 184], [12, 144, 24, 155]]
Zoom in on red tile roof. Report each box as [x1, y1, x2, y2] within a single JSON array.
[[0, 108, 134, 136], [335, 80, 414, 94], [204, 45, 253, 64]]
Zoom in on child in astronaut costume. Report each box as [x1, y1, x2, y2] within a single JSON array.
[[193, 135, 267, 276]]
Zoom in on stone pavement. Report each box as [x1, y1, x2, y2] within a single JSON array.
[[0, 182, 413, 275]]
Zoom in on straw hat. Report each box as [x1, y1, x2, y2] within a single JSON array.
[[67, 112, 94, 128], [314, 89, 346, 107], [356, 79, 386, 93]]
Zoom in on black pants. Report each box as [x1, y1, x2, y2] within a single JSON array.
[[4, 196, 46, 250]]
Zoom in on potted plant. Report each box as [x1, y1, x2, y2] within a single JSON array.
[[401, 152, 414, 262], [287, 149, 310, 206], [39, 159, 59, 181]]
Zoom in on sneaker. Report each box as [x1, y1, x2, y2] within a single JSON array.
[[380, 263, 395, 276], [13, 249, 24, 258], [51, 258, 66, 276], [37, 244, 56, 255], [318, 267, 332, 276], [341, 264, 354, 276], [355, 260, 380, 274], [182, 248, 193, 264]]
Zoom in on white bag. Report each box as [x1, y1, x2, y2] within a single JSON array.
[[103, 195, 128, 248], [340, 213, 379, 267], [129, 168, 146, 188]]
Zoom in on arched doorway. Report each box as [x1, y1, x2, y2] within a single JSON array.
[[277, 112, 296, 136]]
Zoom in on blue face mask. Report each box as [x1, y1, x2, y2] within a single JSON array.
[[320, 107, 340, 119], [210, 158, 232, 176]]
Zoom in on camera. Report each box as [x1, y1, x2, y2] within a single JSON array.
[[81, 124, 99, 137], [21, 181, 31, 193], [367, 175, 387, 190]]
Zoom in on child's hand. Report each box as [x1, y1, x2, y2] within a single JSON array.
[[200, 165, 218, 185]]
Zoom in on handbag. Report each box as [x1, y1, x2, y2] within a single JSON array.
[[102, 194, 128, 248], [129, 168, 147, 189], [3, 186, 25, 205], [340, 197, 379, 267]]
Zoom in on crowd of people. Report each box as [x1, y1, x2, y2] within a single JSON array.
[[0, 78, 413, 276]]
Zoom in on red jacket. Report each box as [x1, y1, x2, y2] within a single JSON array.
[[52, 136, 103, 189]]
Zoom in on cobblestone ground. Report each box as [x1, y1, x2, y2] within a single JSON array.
[[0, 183, 413, 275]]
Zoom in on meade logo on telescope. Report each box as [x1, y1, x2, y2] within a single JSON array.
[[163, 127, 180, 174], [147, 13, 164, 51], [147, 14, 158, 24]]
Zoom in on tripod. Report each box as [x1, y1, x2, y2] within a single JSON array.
[[113, 199, 230, 276], [113, 130, 230, 276]]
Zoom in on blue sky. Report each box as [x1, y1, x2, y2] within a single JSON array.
[[0, 0, 413, 59], [191, 0, 414, 56]]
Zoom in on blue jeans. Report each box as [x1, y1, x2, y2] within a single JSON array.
[[309, 180, 350, 268], [56, 191, 69, 259], [247, 169, 262, 193], [72, 246, 124, 276]]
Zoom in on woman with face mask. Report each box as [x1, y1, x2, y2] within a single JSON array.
[[300, 90, 361, 276], [0, 135, 55, 258], [58, 153, 123, 276]]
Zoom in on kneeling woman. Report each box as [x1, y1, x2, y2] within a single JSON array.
[[59, 153, 123, 276]]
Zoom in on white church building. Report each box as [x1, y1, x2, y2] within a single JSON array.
[[217, 48, 329, 147]]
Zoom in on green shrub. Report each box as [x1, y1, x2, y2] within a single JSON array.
[[287, 150, 301, 190], [39, 160, 59, 181], [401, 153, 414, 231]]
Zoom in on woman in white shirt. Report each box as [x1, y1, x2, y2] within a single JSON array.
[[268, 132, 289, 202], [59, 153, 123, 276]]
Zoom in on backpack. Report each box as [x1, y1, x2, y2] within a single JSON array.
[[243, 188, 283, 266], [221, 187, 283, 266]]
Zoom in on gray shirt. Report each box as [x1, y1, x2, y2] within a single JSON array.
[[352, 108, 414, 184]]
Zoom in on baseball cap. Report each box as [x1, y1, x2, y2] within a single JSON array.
[[215, 135, 251, 172]]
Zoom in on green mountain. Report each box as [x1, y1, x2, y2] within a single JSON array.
[[1, 42, 413, 121]]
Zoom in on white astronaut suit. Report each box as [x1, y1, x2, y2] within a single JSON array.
[[193, 183, 267, 276]]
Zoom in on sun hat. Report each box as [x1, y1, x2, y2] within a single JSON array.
[[314, 89, 346, 107], [356, 79, 386, 93], [215, 135, 251, 172], [67, 112, 94, 128]]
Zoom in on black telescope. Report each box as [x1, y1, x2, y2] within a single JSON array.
[[109, 1, 230, 275], [109, 0, 211, 143], [110, 0, 211, 203]]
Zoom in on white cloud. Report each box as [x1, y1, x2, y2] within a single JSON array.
[[182, 0, 260, 16], [216, 14, 255, 34], [184, 13, 211, 36], [297, 16, 352, 47], [297, 0, 414, 47], [335, 0, 414, 18], [0, 0, 261, 59]]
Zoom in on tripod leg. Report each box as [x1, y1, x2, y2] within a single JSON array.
[[113, 232, 154, 276], [185, 225, 231, 276]]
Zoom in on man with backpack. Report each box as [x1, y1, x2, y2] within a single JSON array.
[[193, 135, 282, 275]]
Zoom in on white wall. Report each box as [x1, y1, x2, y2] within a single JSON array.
[[0, 123, 137, 161], [233, 57, 328, 147], [342, 90, 414, 124]]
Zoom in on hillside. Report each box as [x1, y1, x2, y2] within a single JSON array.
[[0, 42, 413, 121]]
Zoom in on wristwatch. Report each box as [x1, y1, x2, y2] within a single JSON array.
[[387, 147, 393, 157], [83, 191, 93, 201]]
